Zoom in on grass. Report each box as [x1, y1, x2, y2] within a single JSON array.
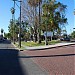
[[48, 40, 61, 45], [14, 43, 25, 50], [21, 40, 61, 47], [13, 40, 61, 50], [21, 41, 45, 47]]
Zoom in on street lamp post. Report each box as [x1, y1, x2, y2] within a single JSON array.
[[19, 0, 22, 48], [12, 0, 22, 48]]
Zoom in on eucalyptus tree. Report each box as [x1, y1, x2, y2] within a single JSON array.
[[28, 0, 42, 43], [42, 0, 67, 35], [71, 31, 75, 39], [21, 0, 36, 41], [21, 0, 42, 42], [28, 0, 39, 42]]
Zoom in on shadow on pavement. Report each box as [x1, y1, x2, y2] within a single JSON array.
[[0, 49, 28, 75], [0, 40, 11, 44], [19, 53, 75, 58]]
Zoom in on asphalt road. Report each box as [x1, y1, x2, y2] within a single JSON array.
[[0, 40, 47, 75], [1, 39, 75, 75]]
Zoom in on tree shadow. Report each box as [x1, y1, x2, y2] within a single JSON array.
[[19, 53, 75, 58], [0, 49, 28, 75]]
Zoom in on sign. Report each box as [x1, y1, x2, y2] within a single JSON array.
[[44, 31, 53, 37], [18, 34, 19, 37]]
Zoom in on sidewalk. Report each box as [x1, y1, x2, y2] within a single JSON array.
[[25, 42, 75, 50]]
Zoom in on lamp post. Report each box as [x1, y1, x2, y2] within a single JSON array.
[[11, 7, 15, 44], [12, 0, 22, 48]]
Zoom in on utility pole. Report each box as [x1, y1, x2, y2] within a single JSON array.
[[12, 0, 22, 48], [11, 7, 15, 44], [19, 0, 22, 48]]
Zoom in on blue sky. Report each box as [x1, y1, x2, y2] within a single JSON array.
[[57, 0, 75, 34], [0, 0, 74, 34]]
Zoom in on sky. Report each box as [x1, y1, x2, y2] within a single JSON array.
[[0, 0, 74, 35]]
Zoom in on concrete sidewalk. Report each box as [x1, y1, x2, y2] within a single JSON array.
[[25, 42, 75, 50]]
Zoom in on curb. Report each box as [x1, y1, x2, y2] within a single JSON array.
[[25, 43, 75, 50], [11, 43, 24, 51]]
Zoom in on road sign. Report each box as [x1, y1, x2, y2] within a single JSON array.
[[44, 31, 53, 37]]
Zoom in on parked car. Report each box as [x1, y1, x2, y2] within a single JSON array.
[[60, 37, 70, 41], [60, 38, 64, 41], [64, 37, 70, 41]]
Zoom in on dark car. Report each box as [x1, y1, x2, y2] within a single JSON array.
[[60, 38, 64, 41], [64, 37, 70, 41], [4, 37, 7, 40], [60, 37, 70, 41]]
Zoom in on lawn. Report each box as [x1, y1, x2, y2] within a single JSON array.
[[14, 43, 25, 50], [21, 40, 61, 47]]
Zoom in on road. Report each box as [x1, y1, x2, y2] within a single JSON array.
[[0, 40, 47, 75], [24, 44, 75, 75], [0, 40, 75, 75]]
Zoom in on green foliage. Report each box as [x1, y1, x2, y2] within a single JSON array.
[[21, 40, 61, 47], [8, 19, 29, 41], [71, 31, 75, 39], [1, 29, 3, 33], [41, 0, 67, 32], [4, 33, 11, 39], [8, 20, 19, 40]]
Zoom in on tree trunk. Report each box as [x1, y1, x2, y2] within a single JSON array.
[[38, 1, 41, 43]]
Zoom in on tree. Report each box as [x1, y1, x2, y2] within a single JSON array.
[[71, 31, 75, 39], [1, 28, 4, 34], [1, 28, 4, 38], [8, 20, 19, 41], [28, 0, 39, 42], [4, 33, 11, 39], [28, 0, 42, 42], [8, 19, 29, 41], [21, 0, 42, 43], [42, 0, 67, 34]]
